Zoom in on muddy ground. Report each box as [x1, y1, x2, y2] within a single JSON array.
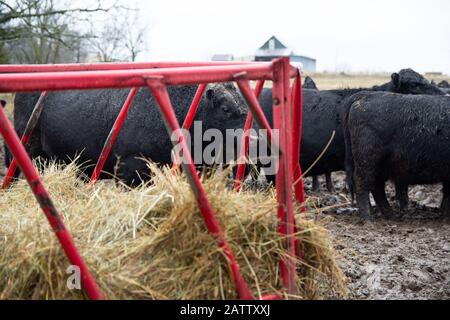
[[307, 172, 449, 300]]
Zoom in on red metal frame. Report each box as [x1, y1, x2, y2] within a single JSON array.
[[171, 83, 207, 172], [272, 59, 297, 295], [0, 59, 304, 300], [0, 64, 281, 92], [0, 61, 262, 73], [2, 91, 47, 189], [234, 80, 265, 191], [291, 72, 306, 205]]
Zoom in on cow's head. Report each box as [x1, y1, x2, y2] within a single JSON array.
[[391, 69, 446, 95], [438, 80, 450, 89], [0, 100, 6, 108], [198, 83, 247, 130]]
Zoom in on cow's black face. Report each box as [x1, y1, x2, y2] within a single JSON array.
[[202, 83, 247, 130], [392, 69, 446, 96], [438, 80, 450, 89], [0, 100, 6, 108]]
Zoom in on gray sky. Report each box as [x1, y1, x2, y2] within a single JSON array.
[[138, 0, 450, 74]]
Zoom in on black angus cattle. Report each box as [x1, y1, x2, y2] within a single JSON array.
[[299, 76, 334, 191], [9, 84, 247, 185], [257, 69, 446, 190], [343, 92, 450, 219], [438, 80, 450, 94]]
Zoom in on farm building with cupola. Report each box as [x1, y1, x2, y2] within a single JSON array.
[[255, 36, 317, 72]]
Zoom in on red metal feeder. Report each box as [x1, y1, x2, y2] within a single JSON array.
[[0, 58, 305, 300]]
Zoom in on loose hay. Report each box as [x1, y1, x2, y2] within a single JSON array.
[[0, 162, 347, 299]]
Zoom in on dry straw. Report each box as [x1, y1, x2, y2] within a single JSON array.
[[0, 161, 347, 299]]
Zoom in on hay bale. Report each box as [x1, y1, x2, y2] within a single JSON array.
[[0, 162, 347, 299]]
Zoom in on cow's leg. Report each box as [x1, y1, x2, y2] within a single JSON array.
[[395, 183, 409, 212], [325, 172, 335, 192], [372, 179, 393, 218], [350, 124, 389, 221], [352, 140, 381, 220], [354, 174, 371, 219], [4, 144, 12, 169], [312, 175, 320, 191], [440, 181, 450, 218]]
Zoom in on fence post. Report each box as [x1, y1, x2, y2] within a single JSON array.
[[291, 72, 305, 205]]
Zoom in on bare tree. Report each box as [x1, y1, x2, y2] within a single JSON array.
[[0, 0, 119, 63], [88, 20, 127, 62], [88, 8, 148, 62], [123, 11, 148, 61]]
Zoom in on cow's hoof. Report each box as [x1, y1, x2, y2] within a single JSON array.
[[381, 211, 395, 220], [439, 212, 450, 222], [356, 215, 374, 225]]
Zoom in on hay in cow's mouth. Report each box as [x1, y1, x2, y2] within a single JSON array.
[[0, 161, 347, 299]]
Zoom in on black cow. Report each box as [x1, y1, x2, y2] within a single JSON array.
[[343, 92, 450, 219], [9, 84, 247, 185], [300, 76, 334, 191], [257, 69, 445, 190], [438, 80, 450, 94], [438, 80, 450, 88]]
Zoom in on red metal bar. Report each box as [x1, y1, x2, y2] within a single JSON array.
[[0, 64, 277, 93], [234, 77, 276, 148], [0, 61, 261, 73], [272, 58, 298, 297], [291, 73, 305, 205], [0, 106, 103, 300], [90, 87, 138, 183], [145, 77, 253, 300], [182, 83, 207, 130], [2, 91, 47, 189], [234, 80, 265, 191], [289, 74, 305, 261], [172, 84, 207, 171]]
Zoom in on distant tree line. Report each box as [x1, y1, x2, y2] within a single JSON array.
[[0, 0, 149, 64]]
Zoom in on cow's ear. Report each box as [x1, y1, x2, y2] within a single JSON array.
[[0, 100, 6, 108], [391, 73, 400, 88]]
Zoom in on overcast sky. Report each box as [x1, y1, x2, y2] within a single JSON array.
[[137, 0, 450, 74]]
